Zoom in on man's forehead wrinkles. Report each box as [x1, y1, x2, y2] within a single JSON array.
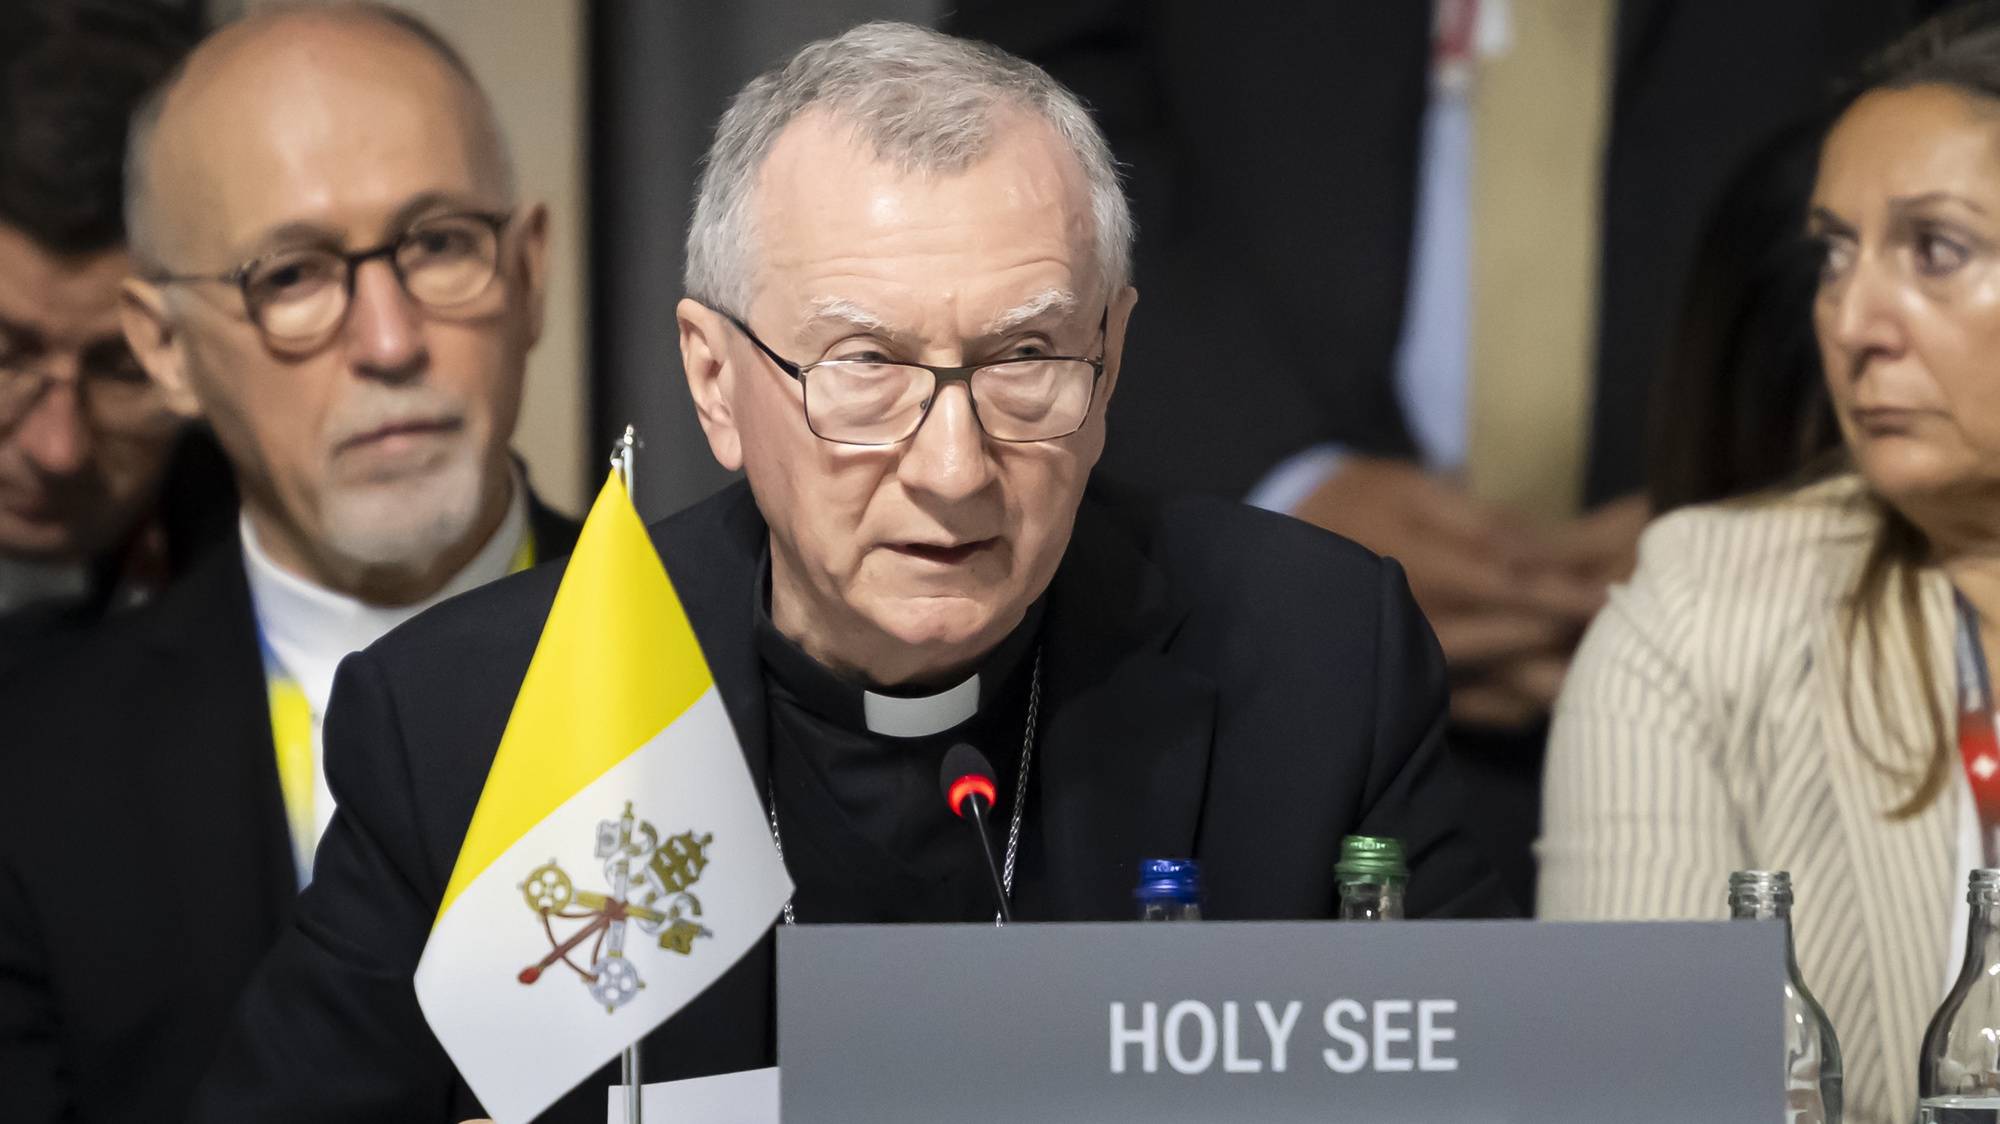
[[0, 246, 130, 344], [779, 271, 1081, 344]]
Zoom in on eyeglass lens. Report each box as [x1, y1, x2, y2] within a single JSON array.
[[245, 214, 502, 342], [804, 358, 1097, 444], [0, 351, 163, 433]]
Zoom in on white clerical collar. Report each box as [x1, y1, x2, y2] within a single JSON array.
[[751, 547, 1047, 740], [241, 474, 528, 718], [861, 674, 981, 738]]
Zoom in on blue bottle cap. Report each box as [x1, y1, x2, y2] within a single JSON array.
[[1135, 857, 1202, 901]]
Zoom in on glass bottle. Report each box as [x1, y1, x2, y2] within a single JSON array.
[[1919, 869, 2000, 1121], [1728, 871, 1841, 1124], [1335, 835, 1407, 921], [1135, 858, 1202, 921]]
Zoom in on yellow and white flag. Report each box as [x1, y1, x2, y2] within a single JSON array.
[[414, 473, 793, 1124]]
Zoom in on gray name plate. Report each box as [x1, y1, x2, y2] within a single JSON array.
[[777, 920, 1782, 1123]]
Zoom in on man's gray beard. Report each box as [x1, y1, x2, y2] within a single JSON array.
[[316, 451, 491, 573]]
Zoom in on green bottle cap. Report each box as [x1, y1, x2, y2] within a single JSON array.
[[1335, 835, 1408, 881]]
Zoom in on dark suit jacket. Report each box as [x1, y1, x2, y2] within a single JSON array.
[[190, 479, 1507, 1123], [0, 491, 579, 1124]]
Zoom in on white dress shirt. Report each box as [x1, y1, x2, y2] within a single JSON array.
[[242, 480, 528, 883]]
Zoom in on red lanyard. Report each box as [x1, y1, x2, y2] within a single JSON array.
[[1954, 592, 2000, 866]]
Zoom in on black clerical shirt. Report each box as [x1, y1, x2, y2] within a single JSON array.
[[753, 582, 1043, 924]]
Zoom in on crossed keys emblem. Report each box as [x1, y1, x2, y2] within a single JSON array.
[[515, 801, 714, 1012]]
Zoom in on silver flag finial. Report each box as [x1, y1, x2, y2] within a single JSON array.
[[609, 426, 641, 499]]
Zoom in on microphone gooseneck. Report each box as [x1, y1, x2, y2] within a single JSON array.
[[939, 742, 1012, 924]]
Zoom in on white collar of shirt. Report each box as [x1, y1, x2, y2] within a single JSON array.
[[242, 475, 529, 719], [861, 675, 981, 738], [243, 473, 527, 884]]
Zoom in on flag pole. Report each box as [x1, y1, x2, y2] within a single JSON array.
[[610, 422, 642, 1124]]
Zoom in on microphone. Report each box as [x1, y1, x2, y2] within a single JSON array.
[[939, 742, 1012, 924]]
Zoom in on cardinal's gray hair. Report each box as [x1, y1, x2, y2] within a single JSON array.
[[685, 21, 1131, 313]]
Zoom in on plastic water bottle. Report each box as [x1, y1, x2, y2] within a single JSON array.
[[1135, 858, 1201, 921], [1335, 835, 1407, 921]]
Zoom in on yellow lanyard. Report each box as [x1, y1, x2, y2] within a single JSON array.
[[267, 531, 538, 874]]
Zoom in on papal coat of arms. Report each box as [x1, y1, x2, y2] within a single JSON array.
[[514, 801, 713, 1012]]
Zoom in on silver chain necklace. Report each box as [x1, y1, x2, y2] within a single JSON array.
[[768, 646, 1042, 927]]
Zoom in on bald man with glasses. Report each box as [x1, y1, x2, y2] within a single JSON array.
[[0, 7, 580, 1121]]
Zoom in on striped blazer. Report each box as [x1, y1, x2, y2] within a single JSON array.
[[1538, 474, 1960, 1124]]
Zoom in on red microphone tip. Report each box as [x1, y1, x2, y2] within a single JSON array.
[[946, 774, 998, 818]]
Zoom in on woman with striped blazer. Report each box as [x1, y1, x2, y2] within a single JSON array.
[[1539, 8, 2000, 1121]]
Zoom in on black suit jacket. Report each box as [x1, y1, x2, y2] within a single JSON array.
[[191, 480, 1507, 1123], [0, 492, 578, 1124]]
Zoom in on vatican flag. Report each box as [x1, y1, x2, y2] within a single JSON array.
[[414, 471, 793, 1124]]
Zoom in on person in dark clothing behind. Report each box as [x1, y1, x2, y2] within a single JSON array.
[[0, 1, 226, 649], [952, 0, 1950, 910], [1645, 113, 1844, 515]]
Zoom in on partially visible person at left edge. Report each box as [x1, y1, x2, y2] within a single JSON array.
[[0, 1, 231, 665], [191, 20, 1506, 1122], [0, 5, 579, 1122]]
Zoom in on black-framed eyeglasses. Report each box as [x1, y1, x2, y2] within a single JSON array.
[[144, 210, 514, 347], [723, 309, 1108, 445], [0, 343, 164, 435]]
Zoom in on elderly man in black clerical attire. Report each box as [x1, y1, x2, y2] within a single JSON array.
[[195, 21, 1504, 1121]]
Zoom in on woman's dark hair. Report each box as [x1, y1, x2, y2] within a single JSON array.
[[0, 1, 196, 256], [1824, 1, 2000, 817], [1646, 113, 1841, 515], [1863, 0, 2000, 103]]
